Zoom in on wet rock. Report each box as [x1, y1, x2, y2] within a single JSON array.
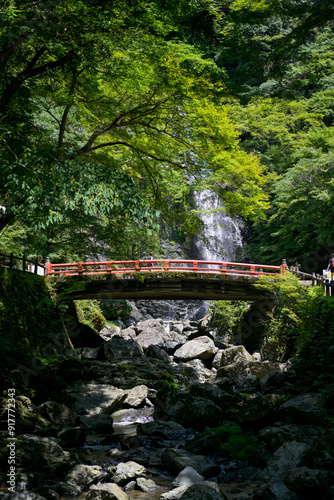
[[111, 461, 146, 486], [64, 384, 126, 415], [279, 392, 327, 424], [57, 425, 87, 448], [161, 448, 220, 478], [123, 481, 136, 492], [37, 401, 79, 426], [137, 420, 187, 440], [258, 423, 319, 452], [14, 396, 50, 433], [98, 337, 143, 360], [79, 413, 114, 433], [124, 385, 148, 408], [173, 336, 216, 362], [17, 435, 70, 474], [262, 440, 312, 481], [87, 483, 129, 500], [136, 477, 158, 491], [65, 464, 104, 491], [172, 466, 204, 487]]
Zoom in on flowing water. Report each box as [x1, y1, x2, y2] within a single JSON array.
[[193, 191, 244, 262]]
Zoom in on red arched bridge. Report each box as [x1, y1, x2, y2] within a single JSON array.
[[47, 259, 287, 301]]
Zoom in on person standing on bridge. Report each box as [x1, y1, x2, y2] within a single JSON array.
[[327, 252, 334, 279]]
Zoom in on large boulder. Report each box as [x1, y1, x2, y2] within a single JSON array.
[[173, 336, 216, 362], [98, 337, 143, 360], [258, 423, 319, 452], [188, 382, 234, 410], [216, 345, 252, 381], [17, 435, 70, 474], [134, 319, 178, 349], [262, 441, 312, 481], [137, 420, 187, 441], [154, 391, 222, 430], [111, 461, 146, 486], [64, 384, 126, 415], [65, 464, 104, 491], [79, 414, 114, 433], [279, 392, 327, 424], [284, 466, 334, 497], [124, 385, 148, 408]]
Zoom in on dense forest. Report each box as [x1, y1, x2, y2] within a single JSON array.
[[1, 0, 334, 270]]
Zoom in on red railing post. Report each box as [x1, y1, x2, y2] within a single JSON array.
[[46, 260, 52, 276], [164, 261, 169, 271], [107, 262, 112, 273], [78, 263, 83, 275], [135, 260, 140, 271], [193, 261, 198, 273], [222, 263, 227, 274], [250, 265, 256, 275]]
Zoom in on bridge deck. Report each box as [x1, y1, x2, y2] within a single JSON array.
[[48, 259, 286, 301]]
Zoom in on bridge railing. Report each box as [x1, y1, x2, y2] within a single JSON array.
[[46, 259, 286, 278]]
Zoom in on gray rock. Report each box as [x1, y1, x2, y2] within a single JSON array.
[[65, 384, 126, 415], [81, 347, 99, 359], [57, 425, 87, 448], [57, 482, 82, 497], [99, 337, 143, 360], [245, 360, 282, 380], [284, 466, 334, 496], [180, 359, 214, 382], [173, 336, 216, 362], [161, 448, 220, 478], [124, 385, 148, 408], [79, 414, 114, 433], [145, 344, 171, 362], [65, 465, 104, 490], [37, 401, 78, 426], [262, 441, 311, 481], [189, 382, 234, 409], [154, 391, 222, 430], [112, 461, 146, 486], [280, 392, 326, 424], [252, 483, 298, 500], [17, 434, 70, 474], [172, 467, 204, 488], [258, 423, 319, 452], [234, 375, 262, 394], [212, 349, 224, 370], [234, 393, 275, 424], [160, 486, 190, 499], [99, 325, 122, 340], [178, 482, 227, 499], [136, 477, 158, 492], [137, 420, 187, 440], [0, 493, 47, 500], [87, 483, 129, 500], [134, 318, 179, 349], [219, 345, 252, 367]]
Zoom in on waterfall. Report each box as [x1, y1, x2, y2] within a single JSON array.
[[193, 191, 244, 262]]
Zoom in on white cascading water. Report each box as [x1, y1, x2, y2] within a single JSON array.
[[193, 190, 244, 262]]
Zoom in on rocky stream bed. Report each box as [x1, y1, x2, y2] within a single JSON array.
[[1, 316, 334, 500]]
